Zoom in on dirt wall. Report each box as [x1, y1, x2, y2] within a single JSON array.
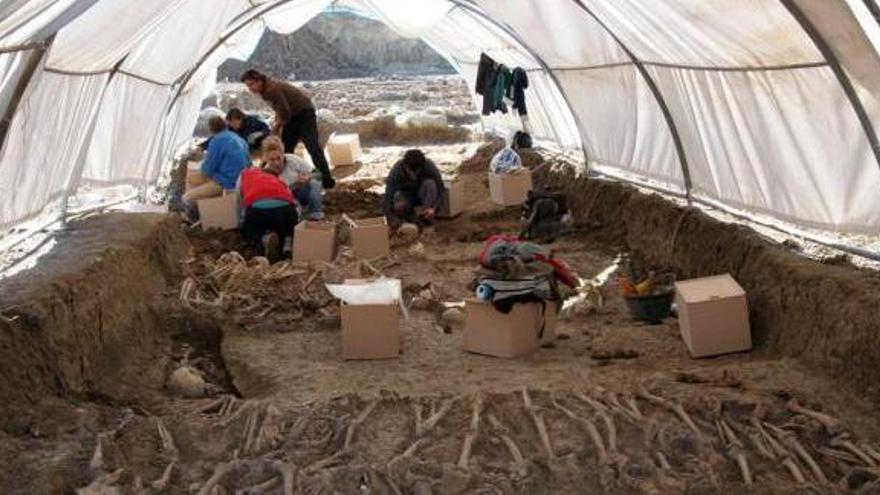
[[0, 213, 189, 421], [537, 163, 880, 400]]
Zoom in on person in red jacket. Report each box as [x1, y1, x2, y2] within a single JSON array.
[[238, 152, 298, 262]]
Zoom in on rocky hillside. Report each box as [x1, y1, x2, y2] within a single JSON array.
[[218, 11, 455, 81]]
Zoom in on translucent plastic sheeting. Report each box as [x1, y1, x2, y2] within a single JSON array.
[[120, 0, 251, 85], [0, 0, 77, 50], [81, 75, 170, 186], [651, 65, 880, 233], [0, 70, 107, 229], [475, 0, 628, 69], [555, 67, 682, 190], [182, 21, 264, 93], [341, 0, 451, 39], [259, 0, 331, 35], [581, 0, 823, 67], [0, 49, 28, 113], [45, 0, 185, 73], [421, 6, 539, 70]]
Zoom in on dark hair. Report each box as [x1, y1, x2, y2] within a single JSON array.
[[403, 149, 426, 170], [240, 69, 267, 83], [208, 115, 227, 134], [226, 108, 245, 121]]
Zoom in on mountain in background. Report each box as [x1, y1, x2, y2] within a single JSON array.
[[218, 11, 455, 82]]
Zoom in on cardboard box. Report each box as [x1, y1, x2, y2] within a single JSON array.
[[339, 279, 400, 360], [293, 221, 337, 262], [198, 192, 239, 231], [325, 133, 361, 167], [675, 274, 751, 358], [489, 169, 532, 206], [350, 216, 390, 259], [463, 299, 556, 358], [438, 178, 465, 218]]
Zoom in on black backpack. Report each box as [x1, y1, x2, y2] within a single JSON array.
[[520, 190, 569, 242], [512, 130, 533, 150]]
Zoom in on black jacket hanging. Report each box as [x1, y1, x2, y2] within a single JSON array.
[[476, 53, 499, 116], [509, 67, 529, 115]]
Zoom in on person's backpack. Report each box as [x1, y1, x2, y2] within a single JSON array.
[[512, 130, 533, 150], [520, 190, 570, 242]]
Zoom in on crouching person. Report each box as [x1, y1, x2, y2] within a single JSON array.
[[383, 149, 445, 228], [262, 137, 324, 221], [238, 153, 298, 262], [183, 116, 249, 221]]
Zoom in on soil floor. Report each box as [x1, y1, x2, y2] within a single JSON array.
[[2, 143, 880, 495]]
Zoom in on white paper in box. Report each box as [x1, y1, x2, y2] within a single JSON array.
[[325, 278, 408, 318]]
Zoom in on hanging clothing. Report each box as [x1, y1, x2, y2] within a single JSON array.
[[491, 65, 512, 114], [508, 67, 529, 115], [476, 53, 499, 116]]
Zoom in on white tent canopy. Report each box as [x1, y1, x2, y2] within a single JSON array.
[[2, 0, 880, 235]]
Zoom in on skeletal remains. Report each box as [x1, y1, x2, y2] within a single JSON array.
[[75, 386, 880, 493]]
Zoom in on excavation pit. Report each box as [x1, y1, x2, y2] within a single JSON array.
[[2, 147, 880, 494]]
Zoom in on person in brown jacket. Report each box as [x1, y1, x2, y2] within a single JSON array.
[[240, 69, 335, 189]]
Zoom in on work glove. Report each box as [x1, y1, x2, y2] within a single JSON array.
[[321, 174, 336, 189]]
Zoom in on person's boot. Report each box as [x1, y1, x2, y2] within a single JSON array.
[[262, 232, 280, 263]]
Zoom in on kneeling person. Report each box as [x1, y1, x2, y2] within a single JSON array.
[[238, 153, 298, 262], [227, 107, 271, 152], [262, 137, 324, 221], [383, 149, 445, 228], [183, 116, 250, 221]]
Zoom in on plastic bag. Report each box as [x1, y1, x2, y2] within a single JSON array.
[[490, 146, 522, 174]]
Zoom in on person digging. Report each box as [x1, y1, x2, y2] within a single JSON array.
[[236, 147, 299, 262], [240, 69, 335, 190], [383, 149, 446, 231]]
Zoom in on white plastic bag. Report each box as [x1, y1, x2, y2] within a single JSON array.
[[325, 278, 409, 318], [490, 146, 522, 174]]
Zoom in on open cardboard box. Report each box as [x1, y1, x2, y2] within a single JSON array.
[[463, 299, 557, 358], [349, 216, 390, 259], [325, 133, 361, 168], [438, 178, 465, 218], [328, 278, 402, 360], [489, 168, 533, 206], [198, 192, 238, 231], [293, 221, 338, 262]]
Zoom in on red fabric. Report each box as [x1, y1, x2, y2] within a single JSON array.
[[240, 168, 295, 208], [478, 234, 520, 268]]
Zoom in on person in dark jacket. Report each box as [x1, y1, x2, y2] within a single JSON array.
[[198, 108, 270, 153], [383, 149, 445, 228], [226, 107, 270, 151], [240, 69, 335, 189]]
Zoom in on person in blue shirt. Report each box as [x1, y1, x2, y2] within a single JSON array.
[[183, 116, 250, 221]]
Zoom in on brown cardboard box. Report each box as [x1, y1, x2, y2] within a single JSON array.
[[489, 169, 532, 206], [198, 192, 238, 230], [463, 299, 556, 358], [438, 178, 465, 218], [340, 279, 400, 360], [675, 274, 751, 358], [350, 216, 390, 259], [325, 133, 361, 167], [293, 221, 337, 262]]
